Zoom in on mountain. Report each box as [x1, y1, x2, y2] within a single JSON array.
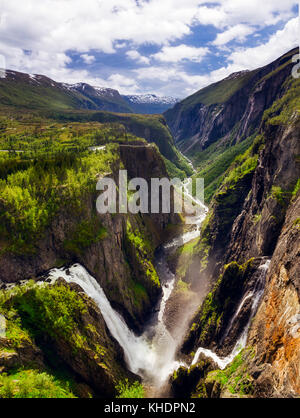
[[0, 70, 133, 113], [62, 82, 134, 113], [122, 94, 179, 114], [167, 49, 300, 398], [0, 69, 178, 115], [165, 48, 298, 155], [165, 48, 299, 203], [0, 69, 192, 176], [0, 47, 299, 399]]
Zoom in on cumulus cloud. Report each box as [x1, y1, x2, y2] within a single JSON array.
[[213, 24, 255, 46], [126, 50, 150, 65], [152, 45, 209, 63], [80, 54, 96, 64], [196, 0, 297, 28], [227, 17, 299, 70], [134, 17, 299, 97], [0, 0, 298, 96]]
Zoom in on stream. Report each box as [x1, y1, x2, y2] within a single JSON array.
[[47, 175, 208, 393], [46, 171, 269, 396]]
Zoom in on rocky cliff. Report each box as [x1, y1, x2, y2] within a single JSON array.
[[0, 143, 178, 333], [176, 58, 300, 397], [165, 48, 298, 156]]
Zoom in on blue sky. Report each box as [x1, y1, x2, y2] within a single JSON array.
[[0, 0, 299, 97]]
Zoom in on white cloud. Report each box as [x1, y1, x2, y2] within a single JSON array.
[[196, 0, 297, 28], [126, 50, 150, 65], [227, 17, 299, 70], [213, 24, 255, 46], [152, 45, 209, 63], [107, 73, 140, 94], [134, 17, 299, 97], [0, 0, 297, 96], [80, 54, 96, 64]]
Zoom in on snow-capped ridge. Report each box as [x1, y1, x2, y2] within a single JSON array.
[[125, 94, 179, 105]]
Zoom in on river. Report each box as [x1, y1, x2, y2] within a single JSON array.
[[47, 174, 208, 395], [45, 171, 269, 396]]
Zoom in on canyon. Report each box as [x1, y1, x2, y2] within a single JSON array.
[[0, 47, 299, 399]]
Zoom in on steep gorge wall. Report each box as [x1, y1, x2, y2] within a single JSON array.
[[180, 80, 300, 396], [165, 48, 298, 155], [0, 144, 177, 332]]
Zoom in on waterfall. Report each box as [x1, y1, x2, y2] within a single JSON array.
[[48, 263, 182, 387], [46, 175, 207, 388], [191, 259, 271, 370]]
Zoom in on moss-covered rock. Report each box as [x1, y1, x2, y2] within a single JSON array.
[[171, 355, 217, 398], [0, 280, 134, 398]]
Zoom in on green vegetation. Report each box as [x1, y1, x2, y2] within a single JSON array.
[[263, 77, 300, 126], [126, 220, 153, 258], [180, 71, 255, 109], [116, 379, 144, 398], [164, 157, 187, 180], [193, 135, 255, 203], [126, 218, 160, 296], [0, 370, 76, 398], [0, 282, 85, 398], [0, 73, 132, 113], [12, 283, 87, 342], [39, 110, 190, 173], [187, 260, 254, 346], [0, 280, 128, 399], [169, 238, 198, 281], [206, 348, 254, 397], [293, 218, 300, 228], [0, 145, 118, 255], [292, 179, 300, 199], [64, 218, 107, 256]]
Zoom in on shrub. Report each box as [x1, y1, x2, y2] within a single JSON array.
[[116, 379, 144, 399], [0, 370, 76, 398]]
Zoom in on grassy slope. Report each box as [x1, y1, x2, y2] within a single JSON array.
[[0, 74, 132, 113], [180, 71, 255, 110], [193, 135, 256, 203], [185, 50, 299, 203], [0, 78, 82, 111]]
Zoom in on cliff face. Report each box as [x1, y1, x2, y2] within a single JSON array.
[[165, 48, 298, 155], [226, 118, 300, 261], [247, 193, 300, 397], [180, 66, 300, 397], [0, 144, 176, 332]]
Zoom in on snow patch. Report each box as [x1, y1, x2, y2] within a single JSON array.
[[125, 94, 179, 105]]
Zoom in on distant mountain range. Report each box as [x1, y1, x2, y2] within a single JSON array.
[[0, 70, 178, 115], [122, 94, 179, 114]]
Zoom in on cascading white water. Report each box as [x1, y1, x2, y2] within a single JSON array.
[[48, 265, 156, 377], [191, 260, 271, 370], [48, 262, 183, 387], [165, 179, 208, 249], [46, 176, 207, 389]]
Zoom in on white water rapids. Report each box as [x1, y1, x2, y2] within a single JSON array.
[[46, 169, 269, 392], [48, 263, 181, 387], [47, 177, 208, 389], [164, 178, 209, 249]]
